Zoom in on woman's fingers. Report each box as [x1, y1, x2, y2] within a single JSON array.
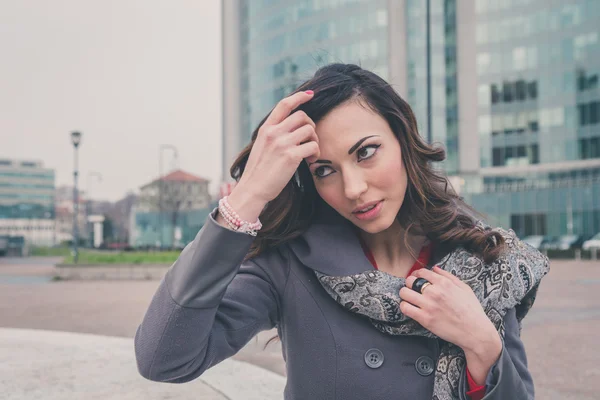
[[265, 91, 314, 126], [399, 299, 427, 323], [292, 140, 320, 162], [287, 123, 319, 146], [408, 268, 445, 287], [278, 110, 316, 133], [432, 266, 466, 287], [399, 286, 428, 308]]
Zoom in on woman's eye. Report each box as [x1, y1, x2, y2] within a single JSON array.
[[314, 166, 333, 178], [357, 144, 380, 161]]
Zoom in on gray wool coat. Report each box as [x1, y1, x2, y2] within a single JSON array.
[[134, 206, 535, 400]]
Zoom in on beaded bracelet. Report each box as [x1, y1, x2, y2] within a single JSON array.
[[218, 196, 262, 235]]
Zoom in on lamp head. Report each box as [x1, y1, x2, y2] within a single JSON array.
[[71, 131, 82, 147]]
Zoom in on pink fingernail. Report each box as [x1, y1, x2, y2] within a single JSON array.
[[305, 90, 314, 95]]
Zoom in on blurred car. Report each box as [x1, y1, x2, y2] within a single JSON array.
[[582, 233, 600, 250], [522, 235, 545, 249], [552, 235, 584, 250], [571, 234, 593, 249], [539, 236, 559, 250]]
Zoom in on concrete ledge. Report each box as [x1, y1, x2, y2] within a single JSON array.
[[55, 264, 170, 280], [0, 328, 286, 400]]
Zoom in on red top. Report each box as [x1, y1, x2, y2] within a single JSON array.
[[358, 237, 486, 400]]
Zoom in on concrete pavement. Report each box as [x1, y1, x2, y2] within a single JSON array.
[[0, 328, 285, 400], [2, 256, 600, 399]]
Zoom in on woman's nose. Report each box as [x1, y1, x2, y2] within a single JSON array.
[[343, 172, 368, 200]]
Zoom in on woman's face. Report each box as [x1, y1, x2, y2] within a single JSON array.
[[307, 100, 408, 234]]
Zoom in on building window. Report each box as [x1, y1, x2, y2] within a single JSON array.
[[576, 70, 598, 92], [506, 146, 515, 159], [580, 138, 589, 159], [526, 214, 546, 236], [578, 103, 588, 126], [515, 80, 526, 100], [531, 144, 539, 164], [590, 101, 599, 124], [490, 80, 539, 103], [492, 147, 504, 166], [527, 81, 537, 99], [591, 137, 600, 158], [529, 120, 539, 132], [491, 84, 501, 104], [503, 81, 514, 102], [580, 137, 600, 159]]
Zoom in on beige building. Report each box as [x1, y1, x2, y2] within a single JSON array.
[[130, 169, 212, 248]]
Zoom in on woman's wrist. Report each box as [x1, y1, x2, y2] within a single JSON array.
[[222, 185, 268, 226], [462, 326, 503, 385]]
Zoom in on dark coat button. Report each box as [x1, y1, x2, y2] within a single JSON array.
[[364, 348, 384, 369], [415, 356, 434, 376]]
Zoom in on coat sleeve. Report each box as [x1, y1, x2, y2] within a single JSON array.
[[460, 307, 535, 399], [134, 208, 288, 383]]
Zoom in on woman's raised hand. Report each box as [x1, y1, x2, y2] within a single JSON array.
[[224, 91, 319, 224]]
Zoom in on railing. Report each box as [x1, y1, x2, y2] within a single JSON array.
[[542, 248, 598, 261], [481, 176, 600, 193]]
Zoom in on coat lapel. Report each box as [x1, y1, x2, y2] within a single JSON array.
[[287, 201, 374, 276]]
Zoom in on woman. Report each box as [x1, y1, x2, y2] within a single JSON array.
[[134, 64, 548, 400]]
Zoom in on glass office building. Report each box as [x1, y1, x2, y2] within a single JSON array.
[[465, 0, 600, 237], [222, 0, 395, 179], [405, 0, 460, 174], [0, 159, 56, 246], [241, 0, 390, 139], [222, 0, 600, 238], [223, 0, 462, 180]]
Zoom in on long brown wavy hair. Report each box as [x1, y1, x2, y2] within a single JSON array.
[[230, 63, 505, 267]]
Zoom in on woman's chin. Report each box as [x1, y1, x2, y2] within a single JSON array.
[[352, 215, 396, 235]]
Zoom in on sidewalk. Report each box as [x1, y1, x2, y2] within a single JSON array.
[[0, 328, 286, 400]]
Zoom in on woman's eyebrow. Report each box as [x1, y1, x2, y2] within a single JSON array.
[[308, 135, 380, 166], [347, 135, 379, 154]]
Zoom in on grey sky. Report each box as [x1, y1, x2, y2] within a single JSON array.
[[0, 0, 222, 201]]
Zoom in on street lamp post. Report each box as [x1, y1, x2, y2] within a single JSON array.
[[71, 131, 82, 263], [158, 145, 178, 248], [86, 171, 102, 248]]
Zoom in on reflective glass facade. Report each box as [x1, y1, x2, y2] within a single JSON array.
[[467, 0, 600, 237], [464, 168, 600, 237], [405, 0, 459, 173], [239, 0, 390, 142], [476, 0, 599, 167], [225, 0, 600, 238], [0, 160, 55, 220]]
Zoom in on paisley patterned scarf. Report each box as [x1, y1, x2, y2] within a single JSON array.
[[315, 226, 549, 400]]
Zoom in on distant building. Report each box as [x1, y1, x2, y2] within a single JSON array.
[[130, 169, 213, 248], [97, 193, 137, 244], [0, 159, 55, 246], [54, 185, 88, 245]]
